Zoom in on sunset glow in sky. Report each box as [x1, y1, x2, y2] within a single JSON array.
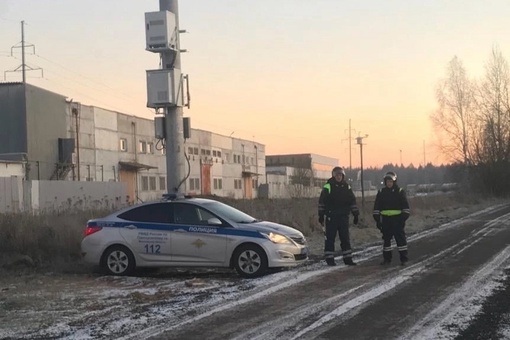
[[1, 0, 509, 168]]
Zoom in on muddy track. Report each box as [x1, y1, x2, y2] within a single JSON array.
[[147, 205, 510, 340]]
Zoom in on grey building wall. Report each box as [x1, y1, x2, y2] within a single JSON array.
[[24, 84, 68, 180], [0, 83, 27, 160]]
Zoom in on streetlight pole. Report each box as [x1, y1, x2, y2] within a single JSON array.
[[356, 134, 368, 206]]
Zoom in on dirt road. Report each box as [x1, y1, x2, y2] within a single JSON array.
[[149, 204, 510, 340], [1, 204, 510, 340]]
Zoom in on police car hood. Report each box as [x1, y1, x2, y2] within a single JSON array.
[[236, 221, 303, 237]]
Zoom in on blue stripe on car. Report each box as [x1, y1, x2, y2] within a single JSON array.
[[91, 221, 265, 239]]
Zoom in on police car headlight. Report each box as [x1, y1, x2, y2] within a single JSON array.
[[263, 232, 292, 244]]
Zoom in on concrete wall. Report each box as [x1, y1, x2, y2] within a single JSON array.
[[0, 162, 24, 178], [0, 176, 23, 212], [25, 180, 128, 212], [0, 83, 27, 160], [25, 84, 68, 180], [264, 173, 321, 198]]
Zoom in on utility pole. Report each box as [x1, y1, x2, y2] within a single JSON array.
[[21, 21, 25, 83], [356, 134, 368, 206], [4, 21, 43, 82], [161, 0, 184, 194], [343, 119, 356, 170], [349, 119, 352, 170], [423, 140, 426, 166], [145, 1, 187, 194]]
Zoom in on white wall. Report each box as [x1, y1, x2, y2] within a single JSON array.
[[0, 176, 23, 212], [0, 162, 24, 177], [25, 180, 128, 212]]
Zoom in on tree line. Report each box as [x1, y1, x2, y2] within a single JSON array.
[[431, 46, 510, 196]]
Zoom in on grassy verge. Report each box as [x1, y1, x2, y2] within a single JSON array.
[[0, 193, 500, 272]]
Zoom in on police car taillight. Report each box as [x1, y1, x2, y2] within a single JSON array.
[[84, 226, 102, 237]]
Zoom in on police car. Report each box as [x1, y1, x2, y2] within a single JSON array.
[[81, 195, 308, 278]]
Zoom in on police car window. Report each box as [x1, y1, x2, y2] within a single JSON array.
[[201, 201, 257, 223], [173, 203, 201, 225], [118, 203, 174, 223], [196, 208, 218, 224]]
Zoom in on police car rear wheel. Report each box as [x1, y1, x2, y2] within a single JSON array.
[[233, 244, 268, 278], [101, 245, 135, 276]]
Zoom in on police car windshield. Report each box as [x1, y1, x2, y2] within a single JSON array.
[[202, 201, 258, 224]]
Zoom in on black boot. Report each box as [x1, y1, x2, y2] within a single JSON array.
[[344, 258, 357, 266], [400, 258, 408, 266], [380, 259, 391, 265], [326, 258, 336, 266]]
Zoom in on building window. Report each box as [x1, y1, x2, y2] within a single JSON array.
[[141, 176, 149, 191], [201, 149, 206, 155], [159, 176, 166, 190], [213, 178, 223, 190], [149, 176, 156, 191], [217, 151, 222, 158], [190, 178, 200, 191], [213, 150, 217, 157], [234, 179, 242, 189], [206, 150, 211, 156], [120, 138, 127, 152], [188, 147, 193, 154], [139, 140, 147, 153], [252, 179, 258, 189], [193, 147, 198, 155], [147, 142, 154, 154]]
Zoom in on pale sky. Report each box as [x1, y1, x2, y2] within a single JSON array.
[[1, 1, 509, 168]]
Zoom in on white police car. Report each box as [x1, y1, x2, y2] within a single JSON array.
[[81, 196, 308, 278]]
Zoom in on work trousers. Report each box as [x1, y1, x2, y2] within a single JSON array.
[[324, 214, 352, 261], [381, 215, 408, 262]]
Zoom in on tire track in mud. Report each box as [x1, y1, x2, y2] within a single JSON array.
[[147, 205, 510, 340], [311, 210, 510, 340]]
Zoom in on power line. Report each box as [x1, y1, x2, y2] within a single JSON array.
[[33, 53, 139, 102]]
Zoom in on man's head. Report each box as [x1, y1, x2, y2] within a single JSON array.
[[383, 171, 397, 188], [332, 166, 345, 182]]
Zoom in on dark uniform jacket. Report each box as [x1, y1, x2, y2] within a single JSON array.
[[373, 185, 410, 221], [318, 177, 359, 217]]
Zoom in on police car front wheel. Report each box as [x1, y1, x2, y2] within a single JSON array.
[[233, 244, 268, 278]]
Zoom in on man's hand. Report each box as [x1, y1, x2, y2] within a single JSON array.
[[402, 213, 410, 222], [376, 221, 383, 232], [353, 214, 359, 225], [318, 215, 324, 226]]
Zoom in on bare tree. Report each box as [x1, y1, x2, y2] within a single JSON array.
[[475, 45, 510, 164], [432, 56, 477, 164], [288, 167, 316, 198]]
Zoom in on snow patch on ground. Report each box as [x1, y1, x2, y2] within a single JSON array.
[[399, 246, 510, 340]]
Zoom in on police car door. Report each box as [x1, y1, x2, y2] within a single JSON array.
[[171, 202, 227, 264], [118, 203, 173, 262]]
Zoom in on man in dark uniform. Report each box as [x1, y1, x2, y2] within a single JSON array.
[[373, 171, 410, 266], [318, 166, 359, 266]]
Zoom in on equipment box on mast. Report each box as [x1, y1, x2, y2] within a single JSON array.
[[145, 11, 177, 52]]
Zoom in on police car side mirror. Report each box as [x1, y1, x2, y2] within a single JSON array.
[[207, 217, 222, 225]]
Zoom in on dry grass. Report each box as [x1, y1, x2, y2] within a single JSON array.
[[0, 209, 111, 270], [0, 193, 500, 271]]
